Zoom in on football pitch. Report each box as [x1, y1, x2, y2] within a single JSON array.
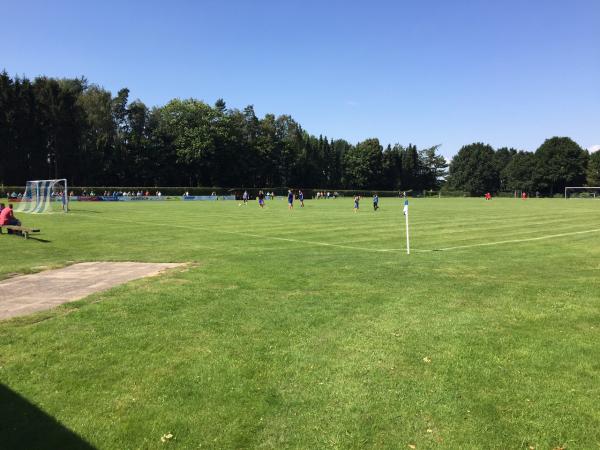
[[1, 198, 600, 449]]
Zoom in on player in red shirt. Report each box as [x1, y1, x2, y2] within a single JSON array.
[[0, 204, 21, 227], [0, 204, 12, 225]]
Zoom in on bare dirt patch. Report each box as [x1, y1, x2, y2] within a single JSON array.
[[0, 262, 185, 320]]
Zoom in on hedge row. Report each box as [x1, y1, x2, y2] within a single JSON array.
[[4, 186, 578, 199], [1, 186, 435, 198]]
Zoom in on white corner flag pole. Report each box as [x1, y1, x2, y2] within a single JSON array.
[[403, 199, 410, 255]]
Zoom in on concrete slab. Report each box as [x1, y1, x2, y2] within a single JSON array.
[[0, 262, 184, 320]]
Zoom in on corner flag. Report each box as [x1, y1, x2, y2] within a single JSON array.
[[403, 199, 410, 255]]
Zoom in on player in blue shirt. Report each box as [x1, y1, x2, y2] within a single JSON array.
[[373, 194, 379, 211], [298, 190, 304, 207], [287, 190, 294, 210], [353, 195, 360, 212]]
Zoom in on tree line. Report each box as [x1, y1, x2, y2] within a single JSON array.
[[2, 72, 598, 195], [447, 140, 600, 196], [0, 72, 446, 191]]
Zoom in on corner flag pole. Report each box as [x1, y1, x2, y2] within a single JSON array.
[[403, 199, 410, 255]]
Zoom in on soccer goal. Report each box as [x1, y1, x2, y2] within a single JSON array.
[[564, 186, 600, 199], [15, 179, 69, 213]]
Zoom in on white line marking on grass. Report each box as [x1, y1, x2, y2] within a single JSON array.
[[433, 228, 600, 251], [74, 212, 600, 255], [240, 234, 427, 253], [77, 214, 424, 253]]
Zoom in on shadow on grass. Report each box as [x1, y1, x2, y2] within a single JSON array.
[[27, 236, 52, 243], [0, 232, 51, 243], [71, 209, 102, 214], [0, 384, 95, 449]]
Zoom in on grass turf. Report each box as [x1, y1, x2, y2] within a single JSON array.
[[1, 197, 599, 449]]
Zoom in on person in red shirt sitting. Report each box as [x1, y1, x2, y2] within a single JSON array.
[[0, 203, 11, 226], [0, 204, 21, 228]]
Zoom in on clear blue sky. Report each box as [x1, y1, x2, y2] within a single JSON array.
[[1, 0, 598, 157]]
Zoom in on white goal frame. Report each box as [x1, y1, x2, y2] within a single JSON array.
[[16, 179, 69, 213], [565, 186, 600, 199]]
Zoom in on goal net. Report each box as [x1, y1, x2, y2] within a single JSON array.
[[15, 179, 69, 213], [565, 186, 600, 199]]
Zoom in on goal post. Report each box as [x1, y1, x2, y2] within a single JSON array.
[[565, 186, 600, 199], [15, 179, 69, 213]]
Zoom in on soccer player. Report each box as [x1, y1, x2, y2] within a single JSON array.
[[258, 190, 265, 208], [353, 195, 360, 212], [522, 191, 527, 200], [287, 190, 294, 209], [242, 190, 249, 205], [298, 190, 304, 207], [373, 194, 379, 211]]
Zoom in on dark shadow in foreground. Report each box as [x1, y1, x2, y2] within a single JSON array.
[[0, 384, 95, 449]]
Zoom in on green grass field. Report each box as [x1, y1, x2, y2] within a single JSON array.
[[1, 197, 600, 449]]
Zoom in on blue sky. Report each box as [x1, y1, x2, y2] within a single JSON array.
[[1, 0, 598, 157]]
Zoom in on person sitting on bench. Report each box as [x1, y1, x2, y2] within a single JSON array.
[[0, 204, 21, 229]]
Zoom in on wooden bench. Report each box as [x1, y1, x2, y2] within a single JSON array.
[[0, 225, 41, 239]]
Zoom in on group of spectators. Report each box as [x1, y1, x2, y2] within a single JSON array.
[[0, 203, 21, 229], [315, 191, 338, 199], [3, 192, 23, 199], [76, 190, 163, 197]]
